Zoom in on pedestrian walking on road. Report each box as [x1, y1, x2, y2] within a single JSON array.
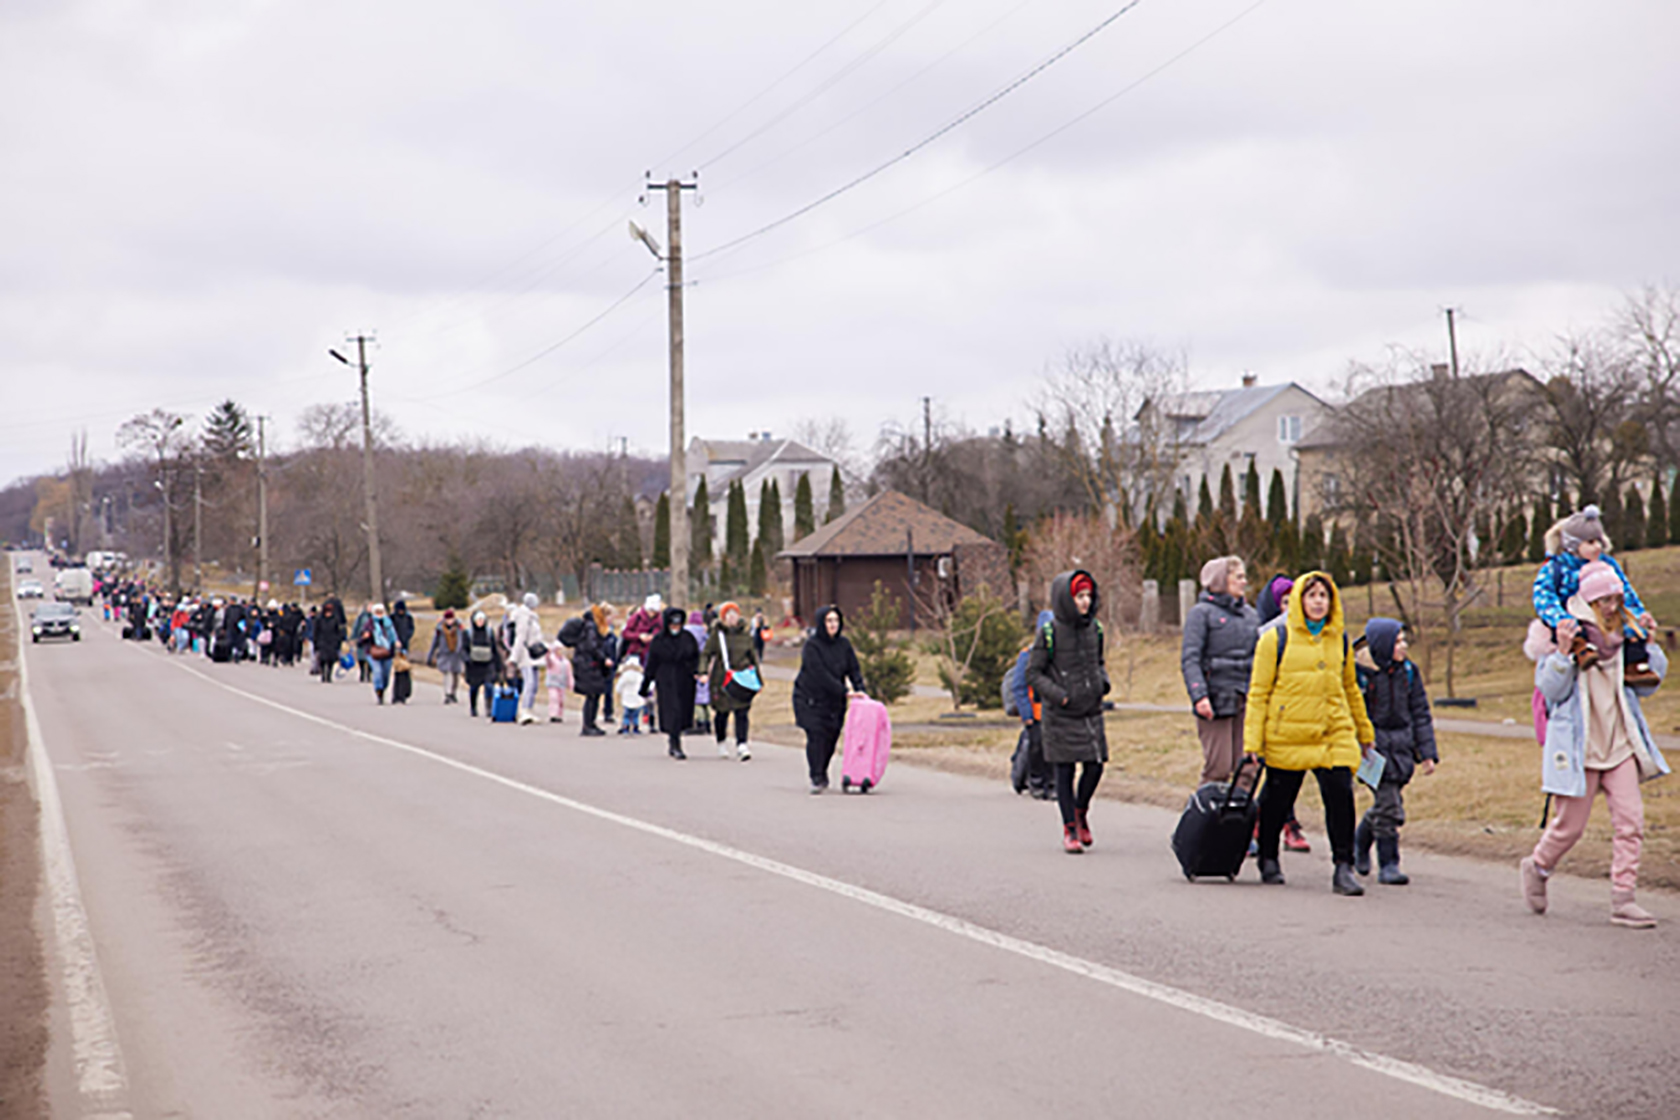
[[366, 603, 398, 704], [1521, 561, 1670, 928], [352, 603, 375, 682], [1182, 556, 1259, 787], [706, 601, 758, 761], [1026, 570, 1110, 854], [427, 609, 467, 704], [571, 603, 615, 737], [642, 606, 699, 759], [462, 609, 505, 717], [314, 598, 346, 684], [389, 599, 416, 704], [508, 593, 545, 725], [794, 604, 866, 793], [544, 642, 572, 722], [1243, 571, 1374, 895], [1256, 574, 1312, 854], [1353, 619, 1439, 885], [1009, 610, 1056, 799]]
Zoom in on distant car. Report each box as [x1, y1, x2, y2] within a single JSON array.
[[15, 557, 32, 573], [16, 579, 44, 599], [31, 602, 80, 642]]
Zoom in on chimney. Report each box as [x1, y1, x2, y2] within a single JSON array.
[[1431, 363, 1450, 379], [1241, 371, 1257, 388]]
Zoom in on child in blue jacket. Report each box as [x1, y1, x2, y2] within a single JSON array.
[[1353, 619, 1438, 884], [1534, 506, 1656, 685]]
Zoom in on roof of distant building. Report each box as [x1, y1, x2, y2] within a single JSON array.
[[780, 490, 994, 558]]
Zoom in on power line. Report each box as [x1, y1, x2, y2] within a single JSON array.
[[692, 0, 1147, 263], [692, 0, 1269, 286]]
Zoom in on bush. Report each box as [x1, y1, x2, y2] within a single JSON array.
[[851, 581, 915, 705], [929, 590, 1024, 709], [433, 560, 471, 611]]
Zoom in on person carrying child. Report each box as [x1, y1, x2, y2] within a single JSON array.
[[1534, 505, 1658, 687], [616, 655, 646, 735], [1352, 618, 1438, 885], [1521, 560, 1669, 928]]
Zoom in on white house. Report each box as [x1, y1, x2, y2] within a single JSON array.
[[686, 435, 840, 550], [1139, 375, 1331, 518]]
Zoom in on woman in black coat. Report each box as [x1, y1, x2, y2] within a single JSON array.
[[571, 603, 614, 737], [794, 604, 867, 793], [314, 598, 347, 684], [1026, 570, 1110, 854], [461, 609, 506, 717], [641, 606, 700, 760]]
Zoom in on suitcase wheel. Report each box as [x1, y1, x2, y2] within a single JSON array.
[[1184, 869, 1195, 881], [841, 777, 851, 792], [860, 779, 873, 793], [1226, 873, 1237, 882]]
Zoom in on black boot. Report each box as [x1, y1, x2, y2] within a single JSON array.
[[1259, 858, 1285, 885], [1355, 820, 1373, 876], [1376, 836, 1409, 885], [1332, 863, 1365, 896]]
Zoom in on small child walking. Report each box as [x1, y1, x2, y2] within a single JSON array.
[[1353, 619, 1438, 885], [545, 645, 573, 723], [1533, 505, 1658, 685], [1522, 560, 1670, 928], [616, 655, 645, 735]]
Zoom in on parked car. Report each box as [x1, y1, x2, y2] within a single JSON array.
[[16, 579, 44, 599], [32, 602, 80, 643]]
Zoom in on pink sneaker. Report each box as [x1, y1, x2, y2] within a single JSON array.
[[1520, 857, 1548, 915], [1611, 891, 1657, 929]]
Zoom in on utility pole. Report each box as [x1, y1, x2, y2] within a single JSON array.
[[193, 456, 203, 591], [255, 415, 269, 601], [353, 335, 384, 606], [920, 396, 933, 502], [645, 175, 698, 608], [1444, 307, 1461, 379]]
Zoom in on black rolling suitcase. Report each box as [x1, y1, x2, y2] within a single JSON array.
[[1171, 756, 1263, 881], [210, 634, 232, 663]]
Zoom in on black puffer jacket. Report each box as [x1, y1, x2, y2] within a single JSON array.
[[642, 607, 700, 733], [572, 618, 613, 695], [793, 605, 866, 736], [1181, 591, 1259, 718], [1026, 570, 1110, 764], [1355, 619, 1438, 785]]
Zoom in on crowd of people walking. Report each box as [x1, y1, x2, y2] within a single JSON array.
[[87, 498, 1667, 927]]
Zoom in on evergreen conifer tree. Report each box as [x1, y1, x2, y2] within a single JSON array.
[[652, 492, 671, 569], [1623, 485, 1645, 552], [1648, 475, 1669, 549], [691, 477, 713, 567], [1500, 507, 1527, 565], [792, 472, 816, 542], [824, 466, 845, 523], [748, 538, 767, 596], [725, 480, 749, 570], [1300, 512, 1325, 572], [433, 557, 471, 610], [1556, 487, 1573, 518], [1602, 487, 1625, 548], [617, 496, 642, 569], [1326, 522, 1351, 586], [1528, 496, 1550, 563], [1218, 463, 1238, 523]]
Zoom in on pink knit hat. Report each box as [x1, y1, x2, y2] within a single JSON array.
[[1577, 560, 1621, 604]]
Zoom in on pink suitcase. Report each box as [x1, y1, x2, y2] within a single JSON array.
[[840, 696, 891, 793]]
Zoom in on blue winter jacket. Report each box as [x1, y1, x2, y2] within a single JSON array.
[[1012, 610, 1054, 724], [1532, 552, 1644, 629], [1536, 639, 1669, 798]]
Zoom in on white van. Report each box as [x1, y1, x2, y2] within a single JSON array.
[[55, 567, 94, 605]]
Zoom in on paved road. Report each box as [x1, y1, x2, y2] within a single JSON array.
[[21, 593, 1680, 1118]]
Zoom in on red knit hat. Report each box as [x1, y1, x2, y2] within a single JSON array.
[[1070, 573, 1094, 596]]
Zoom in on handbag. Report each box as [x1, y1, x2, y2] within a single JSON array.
[[257, 628, 273, 646], [527, 640, 549, 660], [370, 642, 393, 660], [718, 632, 762, 704]]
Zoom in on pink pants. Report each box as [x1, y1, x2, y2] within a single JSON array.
[[1531, 756, 1644, 893], [547, 686, 565, 720]]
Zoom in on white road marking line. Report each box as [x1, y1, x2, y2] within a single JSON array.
[[160, 650, 1555, 1116], [12, 599, 132, 1120]]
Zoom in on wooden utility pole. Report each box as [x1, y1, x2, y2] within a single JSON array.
[[1445, 307, 1461, 379], [353, 335, 384, 606], [193, 457, 203, 590], [647, 176, 698, 608], [255, 415, 269, 601]]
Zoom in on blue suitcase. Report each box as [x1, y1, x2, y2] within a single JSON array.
[[490, 684, 519, 724]]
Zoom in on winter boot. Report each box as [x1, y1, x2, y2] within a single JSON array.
[[1062, 823, 1083, 854], [1354, 820, 1374, 876], [1073, 808, 1093, 848], [1611, 890, 1657, 929], [1282, 819, 1311, 852], [1376, 836, 1409, 885], [1258, 858, 1285, 885], [1331, 863, 1365, 896], [1520, 856, 1549, 915]]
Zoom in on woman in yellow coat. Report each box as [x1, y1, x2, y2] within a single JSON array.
[[1243, 571, 1375, 895]]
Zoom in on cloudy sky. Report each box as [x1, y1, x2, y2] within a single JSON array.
[[3, 0, 1676, 486]]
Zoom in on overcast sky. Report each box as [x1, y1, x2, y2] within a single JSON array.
[[3, 0, 1676, 486]]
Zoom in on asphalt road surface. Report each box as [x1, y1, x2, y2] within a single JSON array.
[[20, 590, 1680, 1118]]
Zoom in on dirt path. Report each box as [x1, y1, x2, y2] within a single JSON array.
[[0, 562, 48, 1118]]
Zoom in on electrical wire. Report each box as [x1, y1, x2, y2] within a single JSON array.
[[691, 0, 1268, 286], [694, 0, 952, 171], [691, 0, 1146, 262], [708, 0, 1037, 194]]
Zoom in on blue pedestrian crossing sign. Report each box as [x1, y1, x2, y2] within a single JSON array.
[[293, 569, 312, 586]]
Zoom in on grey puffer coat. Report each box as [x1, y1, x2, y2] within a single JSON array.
[[1181, 591, 1259, 718], [1026, 570, 1110, 765]]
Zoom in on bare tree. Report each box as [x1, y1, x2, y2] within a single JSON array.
[[1537, 331, 1642, 507], [1332, 357, 1543, 696], [1617, 283, 1680, 473], [1033, 338, 1189, 519], [117, 408, 191, 589]]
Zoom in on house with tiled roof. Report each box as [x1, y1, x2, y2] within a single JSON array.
[[779, 490, 1010, 628], [1138, 375, 1331, 518], [687, 435, 838, 550]]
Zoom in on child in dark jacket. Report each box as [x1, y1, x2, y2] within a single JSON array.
[[1353, 618, 1439, 884]]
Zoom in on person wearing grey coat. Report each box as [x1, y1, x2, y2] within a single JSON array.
[[1181, 557, 1259, 785]]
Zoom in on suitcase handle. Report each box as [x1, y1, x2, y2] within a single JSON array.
[[1222, 754, 1264, 813]]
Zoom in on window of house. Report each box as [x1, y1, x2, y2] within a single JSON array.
[[1324, 473, 1341, 505], [1278, 415, 1302, 444]]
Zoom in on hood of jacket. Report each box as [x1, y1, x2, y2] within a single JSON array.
[[1256, 574, 1292, 625], [1286, 570, 1344, 640], [812, 604, 846, 643], [662, 606, 688, 633], [1050, 570, 1099, 627], [1364, 617, 1403, 668]]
